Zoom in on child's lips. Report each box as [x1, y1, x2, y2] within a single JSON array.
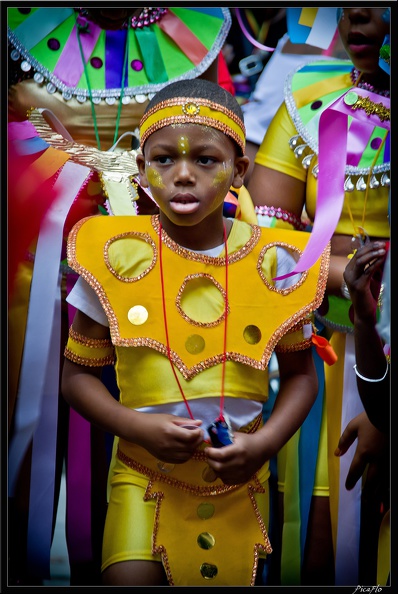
[[170, 194, 199, 214]]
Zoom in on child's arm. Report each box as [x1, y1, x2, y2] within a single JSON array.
[[205, 347, 317, 484], [62, 310, 204, 463]]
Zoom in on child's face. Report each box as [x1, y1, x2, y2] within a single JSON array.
[[137, 124, 248, 227], [338, 7, 390, 74]]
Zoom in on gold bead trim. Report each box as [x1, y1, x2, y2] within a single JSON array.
[[274, 338, 312, 353], [64, 349, 115, 367], [117, 446, 238, 495], [69, 325, 113, 348], [152, 215, 261, 265], [175, 273, 229, 328], [139, 96, 246, 154], [257, 243, 309, 294], [104, 231, 157, 282]]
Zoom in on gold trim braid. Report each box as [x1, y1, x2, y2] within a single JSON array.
[[64, 326, 115, 367], [139, 97, 246, 154]]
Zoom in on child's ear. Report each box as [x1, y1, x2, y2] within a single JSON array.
[[233, 155, 250, 188], [136, 153, 149, 188]]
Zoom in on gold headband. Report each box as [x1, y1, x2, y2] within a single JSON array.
[[139, 97, 246, 154]]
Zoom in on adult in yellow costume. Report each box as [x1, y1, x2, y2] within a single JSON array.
[[247, 6, 390, 586]]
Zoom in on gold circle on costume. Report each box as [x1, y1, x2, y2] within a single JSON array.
[[185, 334, 205, 354], [202, 466, 217, 483], [243, 324, 262, 345], [197, 503, 215, 520], [197, 532, 215, 550], [128, 305, 149, 325], [157, 461, 175, 473], [200, 563, 218, 579]]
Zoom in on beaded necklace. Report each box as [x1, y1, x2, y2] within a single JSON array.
[[350, 67, 390, 97], [77, 7, 169, 29]]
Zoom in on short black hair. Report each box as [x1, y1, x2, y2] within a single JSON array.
[[144, 78, 244, 123]]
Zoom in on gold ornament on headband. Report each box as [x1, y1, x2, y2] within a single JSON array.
[[139, 97, 246, 154]]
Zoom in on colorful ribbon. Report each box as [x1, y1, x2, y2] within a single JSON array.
[[8, 161, 91, 578], [275, 88, 390, 280]]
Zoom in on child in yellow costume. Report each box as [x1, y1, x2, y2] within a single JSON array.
[[62, 78, 330, 586]]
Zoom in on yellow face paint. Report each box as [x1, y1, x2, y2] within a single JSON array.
[[177, 135, 190, 155], [147, 167, 165, 189], [212, 163, 233, 186]]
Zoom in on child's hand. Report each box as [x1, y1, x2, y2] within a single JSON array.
[[205, 432, 266, 485], [135, 413, 204, 463]]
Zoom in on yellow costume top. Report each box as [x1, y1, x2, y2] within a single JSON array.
[[66, 214, 329, 409], [65, 213, 329, 585]]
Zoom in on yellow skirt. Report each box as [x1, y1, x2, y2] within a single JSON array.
[[102, 439, 271, 586]]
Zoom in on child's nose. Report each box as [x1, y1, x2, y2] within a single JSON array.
[[174, 160, 195, 183]]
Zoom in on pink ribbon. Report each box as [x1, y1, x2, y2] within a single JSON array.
[[54, 22, 102, 87], [157, 10, 208, 65], [65, 277, 93, 564], [8, 120, 38, 140], [275, 88, 390, 279]]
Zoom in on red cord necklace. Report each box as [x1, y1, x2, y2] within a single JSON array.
[[158, 220, 229, 423]]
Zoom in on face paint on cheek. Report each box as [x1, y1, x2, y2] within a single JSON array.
[[146, 167, 165, 189], [177, 135, 190, 155], [212, 163, 233, 187]]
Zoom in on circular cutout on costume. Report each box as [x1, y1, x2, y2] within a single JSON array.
[[197, 503, 215, 519], [90, 56, 103, 69], [47, 38, 60, 51], [311, 100, 322, 110], [176, 274, 228, 327], [197, 532, 215, 550], [243, 325, 262, 345], [185, 334, 205, 354], [131, 59, 143, 71], [371, 137, 383, 150], [257, 244, 307, 294], [105, 232, 156, 282], [127, 305, 148, 326], [200, 563, 218, 579]]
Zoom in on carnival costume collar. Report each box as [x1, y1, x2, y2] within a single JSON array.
[[139, 97, 246, 155], [279, 59, 390, 280], [8, 7, 231, 104]]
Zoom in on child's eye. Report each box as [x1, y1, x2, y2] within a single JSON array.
[[155, 156, 173, 165], [198, 156, 216, 165]]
